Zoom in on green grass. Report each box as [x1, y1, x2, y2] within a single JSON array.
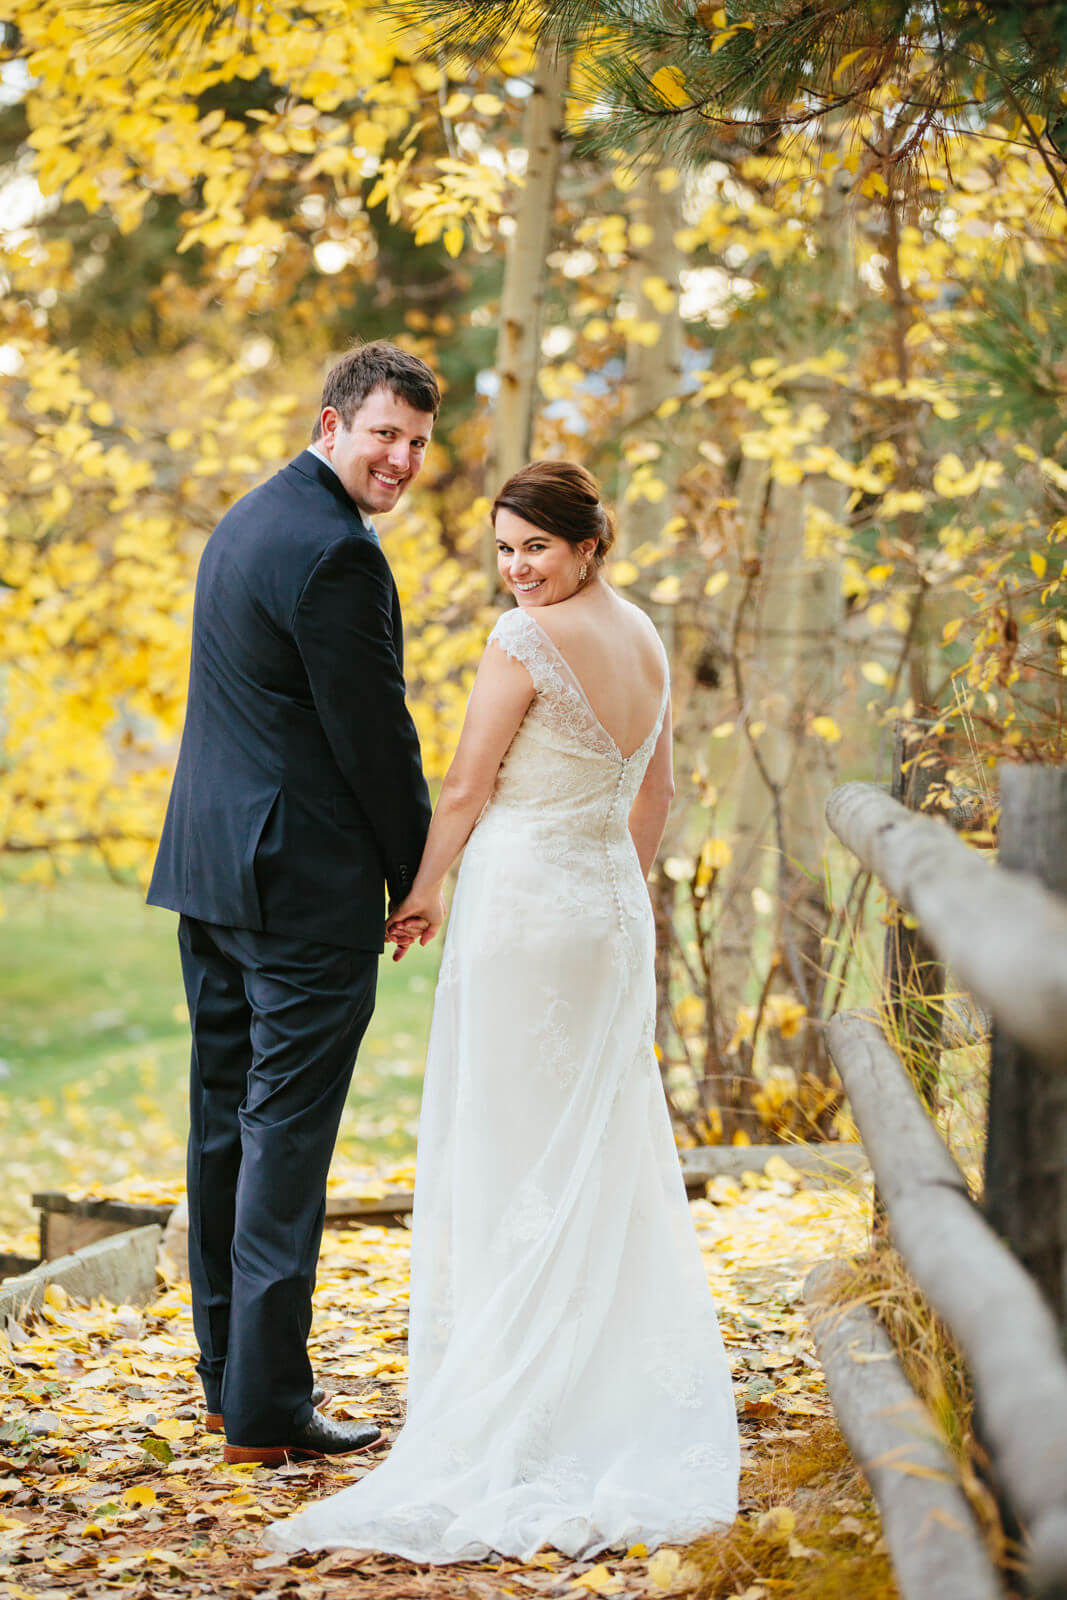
[[0, 865, 439, 1248]]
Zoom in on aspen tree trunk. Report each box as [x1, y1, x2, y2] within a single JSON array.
[[713, 455, 773, 1022], [616, 165, 685, 1070], [617, 166, 684, 560], [485, 50, 569, 586], [772, 157, 854, 1081], [769, 470, 847, 1073], [719, 150, 854, 1089]]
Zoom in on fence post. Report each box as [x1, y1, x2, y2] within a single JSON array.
[[984, 764, 1067, 1328], [882, 719, 947, 1109]]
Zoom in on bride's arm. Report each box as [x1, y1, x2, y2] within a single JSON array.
[[628, 707, 674, 879], [385, 642, 534, 952]]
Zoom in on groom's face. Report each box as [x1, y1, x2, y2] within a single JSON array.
[[318, 388, 434, 516]]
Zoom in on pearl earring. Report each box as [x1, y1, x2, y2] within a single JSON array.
[[578, 561, 588, 584]]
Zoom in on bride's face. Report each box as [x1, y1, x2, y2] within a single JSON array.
[[494, 508, 594, 607]]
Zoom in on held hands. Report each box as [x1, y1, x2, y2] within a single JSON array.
[[385, 885, 447, 962]]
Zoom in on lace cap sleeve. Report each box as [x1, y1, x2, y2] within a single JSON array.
[[486, 608, 551, 693]]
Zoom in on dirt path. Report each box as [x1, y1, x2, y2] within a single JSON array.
[[0, 1167, 880, 1600]]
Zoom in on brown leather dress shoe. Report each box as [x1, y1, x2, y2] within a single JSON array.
[[206, 1385, 325, 1434], [223, 1408, 382, 1466]]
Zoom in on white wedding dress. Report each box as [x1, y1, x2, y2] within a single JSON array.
[[267, 607, 739, 1563]]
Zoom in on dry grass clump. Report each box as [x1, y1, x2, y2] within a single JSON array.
[[688, 1418, 897, 1599], [690, 1234, 1015, 1599], [840, 1243, 1009, 1569]]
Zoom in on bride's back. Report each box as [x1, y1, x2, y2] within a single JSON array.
[[530, 585, 666, 759]]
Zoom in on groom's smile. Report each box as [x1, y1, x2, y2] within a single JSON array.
[[317, 387, 435, 517]]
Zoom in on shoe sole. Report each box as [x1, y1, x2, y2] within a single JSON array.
[[222, 1436, 381, 1466]]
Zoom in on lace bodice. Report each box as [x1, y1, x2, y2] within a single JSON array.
[[482, 607, 669, 836]]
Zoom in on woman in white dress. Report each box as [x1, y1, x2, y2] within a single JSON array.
[[267, 461, 739, 1564]]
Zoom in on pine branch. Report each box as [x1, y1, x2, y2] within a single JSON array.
[[85, 0, 253, 53]]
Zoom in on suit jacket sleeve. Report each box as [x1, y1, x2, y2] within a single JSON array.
[[293, 536, 432, 903]]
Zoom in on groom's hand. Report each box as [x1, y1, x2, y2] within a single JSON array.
[[386, 889, 446, 959], [386, 914, 428, 962]]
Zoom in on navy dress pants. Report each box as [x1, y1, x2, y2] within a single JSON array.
[[177, 916, 377, 1446]]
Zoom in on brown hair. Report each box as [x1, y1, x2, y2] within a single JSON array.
[[491, 460, 616, 567], [312, 340, 441, 438]]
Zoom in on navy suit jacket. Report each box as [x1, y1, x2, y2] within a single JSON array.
[[148, 450, 432, 951]]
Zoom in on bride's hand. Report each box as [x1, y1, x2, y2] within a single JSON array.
[[386, 888, 446, 960]]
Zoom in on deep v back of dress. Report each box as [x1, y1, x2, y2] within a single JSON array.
[[519, 603, 669, 761], [268, 605, 739, 1564]]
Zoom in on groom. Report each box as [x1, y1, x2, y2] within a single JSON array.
[[148, 342, 437, 1465]]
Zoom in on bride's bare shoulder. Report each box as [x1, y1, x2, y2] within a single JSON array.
[[606, 591, 668, 660]]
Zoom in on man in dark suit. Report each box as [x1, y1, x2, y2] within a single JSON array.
[[148, 342, 439, 1465]]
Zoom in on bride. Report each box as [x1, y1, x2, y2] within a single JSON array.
[[267, 460, 739, 1564]]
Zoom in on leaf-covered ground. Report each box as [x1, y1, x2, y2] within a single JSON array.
[[0, 1160, 897, 1600]]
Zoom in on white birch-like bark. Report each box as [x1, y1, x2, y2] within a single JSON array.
[[485, 50, 569, 584], [618, 166, 684, 560], [719, 147, 854, 1061]]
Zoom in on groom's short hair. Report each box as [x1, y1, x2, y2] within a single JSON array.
[[312, 341, 441, 438]]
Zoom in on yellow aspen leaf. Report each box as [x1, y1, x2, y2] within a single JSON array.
[[705, 570, 729, 597], [861, 661, 890, 686], [123, 1485, 157, 1509], [611, 560, 640, 587], [656, 396, 681, 419], [650, 66, 690, 106], [765, 995, 807, 1037], [571, 1566, 623, 1595], [941, 618, 963, 645], [1031, 551, 1048, 579], [442, 225, 464, 258], [626, 1543, 649, 1558], [441, 92, 470, 116], [1041, 457, 1067, 491], [647, 1548, 682, 1590], [153, 1418, 195, 1441], [698, 837, 732, 879], [711, 721, 734, 738], [674, 994, 705, 1035], [641, 274, 676, 313], [764, 1153, 802, 1184], [650, 574, 681, 603], [44, 1283, 69, 1309], [472, 93, 504, 115], [811, 715, 841, 742]]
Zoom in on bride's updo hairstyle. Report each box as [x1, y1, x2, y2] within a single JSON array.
[[491, 461, 616, 569]]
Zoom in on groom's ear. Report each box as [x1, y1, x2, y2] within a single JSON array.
[[318, 406, 340, 449]]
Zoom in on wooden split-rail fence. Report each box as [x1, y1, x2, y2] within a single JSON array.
[[804, 740, 1067, 1600]]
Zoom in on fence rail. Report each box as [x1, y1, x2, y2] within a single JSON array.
[[810, 762, 1067, 1600], [826, 780, 1067, 1065]]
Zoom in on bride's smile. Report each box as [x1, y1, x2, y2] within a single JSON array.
[[495, 507, 598, 607]]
